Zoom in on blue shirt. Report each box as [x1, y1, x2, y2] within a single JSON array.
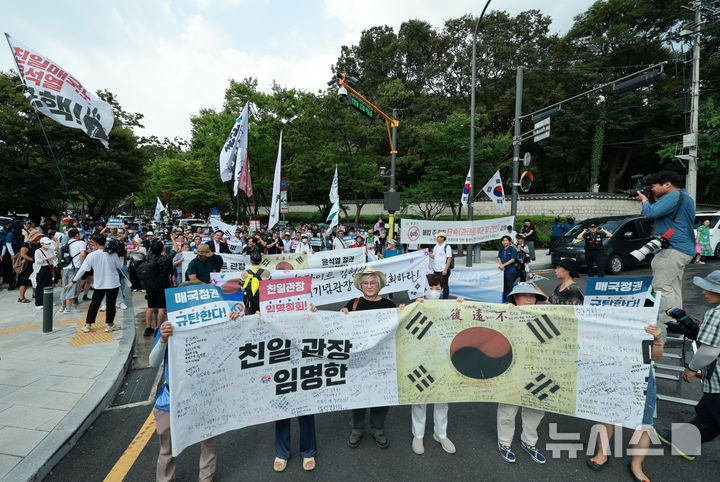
[[564, 222, 576, 233], [498, 244, 517, 274], [641, 189, 696, 256], [383, 247, 401, 258], [153, 323, 170, 412], [552, 222, 565, 237]]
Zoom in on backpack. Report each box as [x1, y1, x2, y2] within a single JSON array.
[[59, 239, 80, 268], [12, 252, 29, 274], [242, 267, 268, 315], [136, 255, 168, 290]]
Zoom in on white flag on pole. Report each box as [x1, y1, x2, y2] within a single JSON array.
[[219, 102, 249, 182], [460, 167, 472, 207], [268, 131, 283, 230], [154, 197, 166, 222], [481, 170, 506, 211], [233, 147, 244, 197], [5, 33, 114, 148], [326, 166, 340, 233]]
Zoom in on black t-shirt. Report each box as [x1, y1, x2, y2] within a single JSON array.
[[22, 241, 38, 259], [344, 297, 396, 312], [521, 224, 537, 241], [265, 236, 281, 254]]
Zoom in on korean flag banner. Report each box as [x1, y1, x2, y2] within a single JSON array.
[[481, 170, 506, 211], [6, 33, 114, 147]]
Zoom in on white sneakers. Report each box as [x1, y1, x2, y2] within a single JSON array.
[[104, 324, 116, 332], [82, 324, 91, 333], [117, 302, 128, 310], [99, 304, 106, 312], [412, 437, 424, 455]]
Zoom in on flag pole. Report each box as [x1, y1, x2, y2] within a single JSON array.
[[4, 33, 91, 245]]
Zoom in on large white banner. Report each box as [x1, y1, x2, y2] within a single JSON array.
[[400, 216, 515, 245], [167, 302, 656, 456], [7, 34, 114, 147], [181, 247, 367, 281], [223, 250, 430, 306]]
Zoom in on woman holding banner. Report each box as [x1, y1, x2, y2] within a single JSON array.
[[341, 266, 403, 449]]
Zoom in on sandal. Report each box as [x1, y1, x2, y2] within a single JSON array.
[[273, 457, 287, 472], [18, 298, 30, 303], [303, 457, 315, 471]]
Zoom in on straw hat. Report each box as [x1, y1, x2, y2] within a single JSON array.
[[195, 244, 213, 257], [28, 230, 43, 242], [353, 266, 387, 291], [435, 232, 447, 239]]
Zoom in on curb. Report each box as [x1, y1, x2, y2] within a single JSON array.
[[5, 286, 136, 482]]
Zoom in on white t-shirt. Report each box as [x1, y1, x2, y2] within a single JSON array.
[[73, 250, 123, 289], [282, 238, 293, 253], [64, 238, 86, 269], [432, 243, 452, 272], [295, 242, 312, 255], [332, 237, 346, 250]]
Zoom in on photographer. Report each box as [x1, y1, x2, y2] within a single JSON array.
[[65, 233, 124, 333], [636, 170, 696, 335]]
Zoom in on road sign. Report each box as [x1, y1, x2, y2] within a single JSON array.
[[280, 178, 290, 191], [349, 95, 375, 119], [280, 190, 289, 213], [533, 118, 550, 142]]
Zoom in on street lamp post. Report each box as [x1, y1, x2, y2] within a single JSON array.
[[467, 0, 492, 267]]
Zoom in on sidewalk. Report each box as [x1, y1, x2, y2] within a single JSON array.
[[0, 284, 134, 481]]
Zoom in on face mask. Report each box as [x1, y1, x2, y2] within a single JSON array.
[[302, 240, 308, 244], [425, 289, 442, 300]]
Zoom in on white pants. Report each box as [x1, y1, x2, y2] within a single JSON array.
[[497, 403, 544, 447], [411, 403, 448, 439], [651, 248, 692, 338]]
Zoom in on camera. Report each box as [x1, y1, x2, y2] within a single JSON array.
[[628, 174, 651, 198], [630, 233, 672, 262], [105, 238, 127, 257], [337, 86, 348, 103], [665, 307, 700, 340]]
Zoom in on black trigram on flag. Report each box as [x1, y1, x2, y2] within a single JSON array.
[[405, 312, 433, 340], [525, 315, 560, 343], [407, 365, 435, 392], [524, 373, 560, 401]]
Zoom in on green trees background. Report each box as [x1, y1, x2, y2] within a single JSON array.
[[1, 0, 717, 222]]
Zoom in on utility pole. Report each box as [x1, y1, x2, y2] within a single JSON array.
[[511, 66, 523, 218], [687, 3, 701, 201]]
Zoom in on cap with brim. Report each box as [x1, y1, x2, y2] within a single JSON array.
[[589, 224, 598, 228], [435, 232, 447, 238], [553, 258, 580, 278], [353, 266, 387, 291], [39, 237, 53, 245], [693, 270, 720, 294], [388, 239, 397, 245], [516, 233, 525, 238], [195, 244, 213, 257], [507, 282, 547, 303], [146, 231, 154, 236]]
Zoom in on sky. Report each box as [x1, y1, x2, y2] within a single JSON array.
[[2, 0, 597, 141]]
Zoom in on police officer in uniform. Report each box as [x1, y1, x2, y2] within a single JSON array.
[[578, 223, 612, 277]]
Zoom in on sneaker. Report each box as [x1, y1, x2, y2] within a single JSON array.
[[143, 327, 155, 337], [412, 437, 424, 455], [348, 431, 363, 448], [655, 428, 696, 461], [521, 440, 546, 464], [104, 324, 116, 332], [433, 433, 456, 454], [82, 295, 90, 301], [498, 442, 516, 463], [35, 305, 43, 310], [73, 297, 79, 304], [697, 260, 705, 264], [82, 324, 91, 333], [99, 304, 106, 312], [117, 302, 128, 310], [62, 307, 71, 314]]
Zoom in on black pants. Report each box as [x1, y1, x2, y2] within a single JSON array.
[[434, 270, 451, 299], [691, 392, 720, 443], [585, 250, 605, 277], [34, 266, 51, 306], [351, 407, 389, 433], [503, 270, 516, 302], [86, 287, 119, 325], [549, 235, 561, 251]]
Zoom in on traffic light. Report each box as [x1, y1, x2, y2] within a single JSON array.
[[613, 70, 667, 94], [531, 106, 565, 124]]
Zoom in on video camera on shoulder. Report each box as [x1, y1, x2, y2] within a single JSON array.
[[104, 238, 127, 258]]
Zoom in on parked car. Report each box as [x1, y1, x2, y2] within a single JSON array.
[[550, 215, 655, 275], [174, 218, 205, 229], [694, 212, 720, 258]]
